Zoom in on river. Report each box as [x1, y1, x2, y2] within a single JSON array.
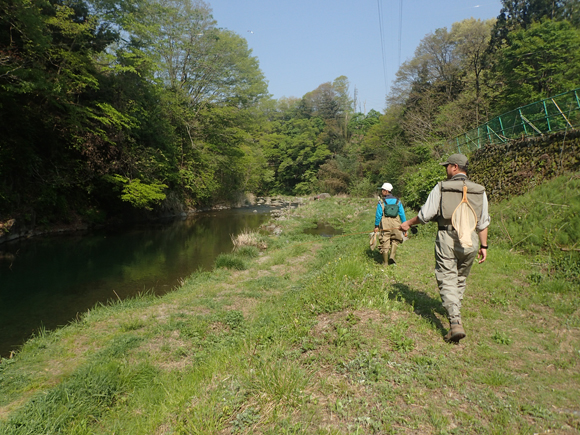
[[0, 206, 275, 358]]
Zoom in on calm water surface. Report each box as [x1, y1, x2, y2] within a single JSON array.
[[303, 222, 344, 237], [0, 206, 274, 357]]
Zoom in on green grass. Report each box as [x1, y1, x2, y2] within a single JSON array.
[[215, 253, 247, 270], [0, 187, 579, 434]]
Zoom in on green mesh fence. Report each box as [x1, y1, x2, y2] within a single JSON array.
[[448, 88, 580, 153]]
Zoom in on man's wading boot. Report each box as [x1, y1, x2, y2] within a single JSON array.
[[382, 251, 389, 265], [444, 319, 466, 343]]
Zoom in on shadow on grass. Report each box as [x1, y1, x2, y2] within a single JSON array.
[[389, 282, 447, 336], [365, 248, 448, 337], [367, 249, 383, 264]]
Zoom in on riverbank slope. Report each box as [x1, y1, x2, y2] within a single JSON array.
[[1, 192, 579, 434]]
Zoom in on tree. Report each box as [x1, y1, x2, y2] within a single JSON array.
[[386, 27, 464, 146], [451, 18, 495, 125], [260, 116, 331, 194], [105, 0, 270, 206], [301, 82, 340, 120], [562, 0, 580, 26], [413, 27, 462, 103], [348, 110, 381, 136], [490, 0, 573, 50], [0, 0, 124, 218], [332, 75, 354, 138], [494, 19, 580, 111], [317, 158, 351, 194]]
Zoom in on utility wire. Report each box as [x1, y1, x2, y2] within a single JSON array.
[[377, 0, 389, 95]]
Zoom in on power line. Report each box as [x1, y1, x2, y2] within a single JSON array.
[[377, 0, 389, 96]]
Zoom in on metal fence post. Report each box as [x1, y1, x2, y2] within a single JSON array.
[[543, 100, 551, 132], [518, 108, 528, 135]]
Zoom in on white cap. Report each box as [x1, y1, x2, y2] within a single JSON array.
[[379, 183, 393, 191]]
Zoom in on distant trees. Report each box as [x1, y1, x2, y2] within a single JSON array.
[[387, 18, 495, 145]]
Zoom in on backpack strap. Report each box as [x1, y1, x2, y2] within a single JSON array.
[[438, 181, 443, 215]]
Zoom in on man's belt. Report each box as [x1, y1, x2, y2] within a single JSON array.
[[438, 225, 455, 231]]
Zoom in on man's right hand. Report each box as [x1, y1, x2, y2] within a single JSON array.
[[400, 216, 420, 232]]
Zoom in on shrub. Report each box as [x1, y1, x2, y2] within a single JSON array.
[[401, 160, 446, 210], [349, 177, 375, 198]]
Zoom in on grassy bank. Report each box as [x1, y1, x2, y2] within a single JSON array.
[[0, 185, 579, 434]]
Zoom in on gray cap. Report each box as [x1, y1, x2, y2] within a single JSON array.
[[440, 153, 468, 166]]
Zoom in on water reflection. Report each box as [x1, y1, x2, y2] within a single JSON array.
[[303, 222, 344, 238], [0, 207, 273, 357]]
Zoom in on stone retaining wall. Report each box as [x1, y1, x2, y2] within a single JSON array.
[[469, 130, 580, 202]]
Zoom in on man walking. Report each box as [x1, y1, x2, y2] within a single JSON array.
[[374, 183, 406, 265], [399, 154, 490, 343]]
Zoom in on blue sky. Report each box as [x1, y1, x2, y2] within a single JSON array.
[[210, 0, 503, 112]]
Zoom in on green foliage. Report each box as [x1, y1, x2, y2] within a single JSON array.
[[389, 322, 415, 352], [349, 177, 375, 198], [385, 17, 496, 151], [317, 158, 351, 194], [1, 0, 577, 245], [348, 110, 381, 136], [494, 20, 580, 112], [105, 175, 167, 210], [232, 407, 260, 433], [490, 0, 575, 50], [0, 0, 272, 222], [263, 116, 331, 194], [0, 0, 119, 218], [550, 252, 580, 283], [401, 159, 446, 210], [340, 350, 385, 382], [246, 359, 310, 404]]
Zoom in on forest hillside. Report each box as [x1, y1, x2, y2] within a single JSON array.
[[1, 0, 579, 236]]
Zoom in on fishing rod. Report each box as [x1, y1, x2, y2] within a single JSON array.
[[328, 226, 418, 239], [291, 226, 418, 248]]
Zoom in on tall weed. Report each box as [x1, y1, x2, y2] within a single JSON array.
[[0, 361, 130, 434]]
